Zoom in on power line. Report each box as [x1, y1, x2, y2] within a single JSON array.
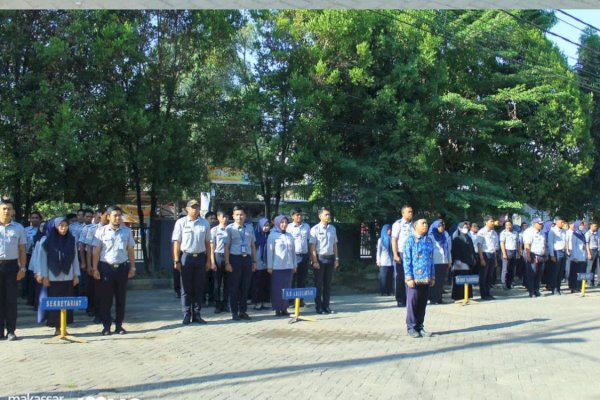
[[557, 9, 600, 33], [397, 10, 600, 92], [501, 10, 600, 60]]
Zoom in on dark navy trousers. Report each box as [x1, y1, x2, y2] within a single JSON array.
[[213, 253, 229, 306], [527, 254, 544, 295], [0, 261, 19, 335], [406, 284, 429, 331], [229, 254, 253, 315], [180, 252, 207, 317], [394, 258, 406, 305], [314, 255, 335, 310], [97, 262, 129, 331]]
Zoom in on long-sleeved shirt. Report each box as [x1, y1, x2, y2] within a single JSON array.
[[568, 233, 587, 262], [403, 234, 434, 284], [430, 232, 452, 265], [266, 231, 296, 270], [36, 237, 81, 281], [376, 238, 393, 267]]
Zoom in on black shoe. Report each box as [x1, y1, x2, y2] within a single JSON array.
[[407, 329, 421, 338], [232, 314, 241, 321], [316, 308, 323, 314], [239, 312, 251, 320], [193, 316, 207, 324], [182, 314, 191, 325], [436, 300, 445, 305], [114, 326, 127, 334], [397, 302, 406, 308], [275, 310, 281, 316], [6, 333, 18, 341], [323, 307, 335, 314], [534, 292, 541, 297], [418, 329, 433, 337], [101, 329, 112, 336], [556, 290, 562, 295], [281, 309, 290, 316]]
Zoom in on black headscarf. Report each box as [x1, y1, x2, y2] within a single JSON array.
[[451, 221, 476, 268], [42, 217, 76, 276]]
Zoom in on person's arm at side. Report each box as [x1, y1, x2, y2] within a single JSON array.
[[376, 238, 382, 267], [127, 232, 136, 278], [72, 242, 80, 286], [404, 238, 415, 288], [17, 228, 27, 280], [92, 244, 101, 280], [205, 237, 213, 271]]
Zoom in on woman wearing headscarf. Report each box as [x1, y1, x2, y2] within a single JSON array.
[[252, 218, 271, 310], [376, 224, 394, 296], [37, 217, 80, 336], [451, 221, 477, 300], [568, 220, 587, 293], [428, 219, 452, 304], [267, 215, 296, 316]]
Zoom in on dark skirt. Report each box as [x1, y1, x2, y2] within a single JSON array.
[[451, 270, 474, 301], [378, 265, 394, 295], [253, 269, 271, 303], [46, 280, 74, 328], [271, 269, 294, 311]]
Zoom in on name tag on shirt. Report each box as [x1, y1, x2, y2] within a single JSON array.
[[241, 244, 248, 254]]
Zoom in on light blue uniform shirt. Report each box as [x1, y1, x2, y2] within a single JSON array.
[[548, 226, 566, 253], [210, 225, 229, 254], [500, 229, 519, 251], [0, 221, 26, 260], [391, 218, 412, 255], [376, 238, 393, 267], [37, 237, 81, 281], [266, 231, 296, 270], [171, 216, 210, 253], [309, 223, 338, 256], [84, 223, 100, 246], [226, 223, 256, 256], [431, 232, 452, 265], [288, 222, 311, 254], [523, 227, 546, 256], [478, 226, 499, 254], [568, 233, 587, 262], [94, 224, 135, 264], [70, 222, 84, 242], [25, 226, 39, 254], [585, 230, 599, 250]]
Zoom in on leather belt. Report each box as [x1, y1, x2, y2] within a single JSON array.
[[184, 251, 205, 257], [0, 259, 18, 264], [110, 262, 127, 269]]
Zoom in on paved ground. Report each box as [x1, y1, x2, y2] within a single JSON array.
[[1, 284, 600, 400]]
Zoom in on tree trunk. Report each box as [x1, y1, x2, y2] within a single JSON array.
[[129, 147, 150, 274]]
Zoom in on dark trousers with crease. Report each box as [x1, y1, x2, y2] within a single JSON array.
[[228, 254, 253, 315], [406, 284, 429, 331], [394, 258, 406, 305], [293, 253, 310, 289], [548, 250, 565, 293], [314, 255, 335, 310], [213, 253, 229, 306], [479, 253, 495, 297], [527, 254, 544, 295], [0, 261, 19, 335], [180, 252, 206, 317], [97, 262, 129, 331], [504, 250, 517, 289]]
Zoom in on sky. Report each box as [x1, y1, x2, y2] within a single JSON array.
[[549, 9, 600, 66]]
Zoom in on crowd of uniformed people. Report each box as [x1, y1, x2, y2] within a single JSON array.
[[1, 196, 598, 341]]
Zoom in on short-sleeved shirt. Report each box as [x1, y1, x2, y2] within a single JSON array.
[[548, 227, 566, 253], [569, 232, 587, 262], [309, 223, 338, 256], [78, 224, 92, 244], [523, 227, 546, 256], [585, 230, 599, 250], [210, 225, 229, 254], [226, 223, 256, 255], [171, 216, 210, 253], [0, 221, 26, 260], [94, 224, 136, 264], [70, 222, 83, 242], [288, 222, 311, 254], [391, 218, 412, 255], [500, 229, 519, 251], [84, 223, 100, 246], [469, 232, 482, 253], [25, 226, 39, 254], [477, 226, 499, 254]]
